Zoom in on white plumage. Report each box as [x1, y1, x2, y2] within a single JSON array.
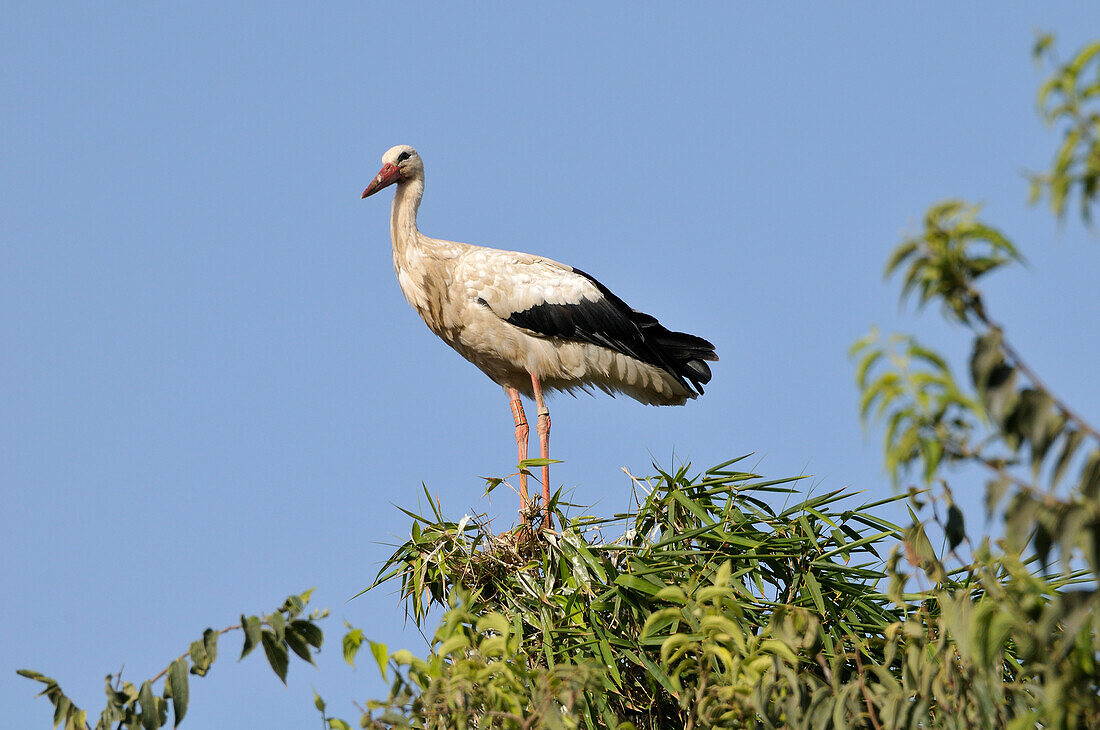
[[361, 145, 717, 527]]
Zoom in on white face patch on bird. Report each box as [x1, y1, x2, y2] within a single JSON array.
[[361, 145, 420, 198]]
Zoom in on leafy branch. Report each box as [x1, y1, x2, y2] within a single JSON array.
[[18, 590, 326, 730], [1030, 34, 1100, 223], [855, 36, 1100, 579]]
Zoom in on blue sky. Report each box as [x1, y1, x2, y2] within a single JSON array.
[[4, 3, 1099, 727]]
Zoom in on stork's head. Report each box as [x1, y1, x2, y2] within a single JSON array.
[[361, 145, 422, 198]]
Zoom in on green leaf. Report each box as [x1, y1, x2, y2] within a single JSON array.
[[52, 695, 71, 729], [240, 615, 262, 660], [1080, 448, 1100, 500], [291, 620, 323, 649], [985, 364, 1018, 423], [476, 613, 511, 637], [613, 574, 663, 596], [802, 572, 826, 613], [391, 649, 415, 666], [368, 639, 388, 680], [188, 639, 211, 677], [313, 688, 326, 713], [201, 628, 218, 666], [855, 348, 884, 390], [168, 658, 189, 727], [903, 520, 947, 582], [945, 504, 966, 551], [1052, 429, 1084, 487], [622, 648, 678, 698], [285, 625, 315, 665], [261, 631, 289, 684], [985, 476, 1011, 519], [343, 626, 364, 667], [269, 610, 286, 644], [138, 680, 158, 730], [66, 708, 87, 730], [1004, 493, 1038, 552], [518, 457, 563, 468]]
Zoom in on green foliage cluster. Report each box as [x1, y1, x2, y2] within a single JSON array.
[[343, 593, 606, 730], [851, 42, 1100, 572], [334, 457, 1100, 729], [1030, 35, 1100, 222], [18, 591, 325, 730], [340, 461, 905, 728]]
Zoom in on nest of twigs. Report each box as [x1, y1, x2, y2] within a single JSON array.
[[449, 511, 548, 597]]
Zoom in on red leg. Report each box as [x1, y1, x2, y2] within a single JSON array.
[[530, 374, 552, 530], [506, 386, 531, 520]]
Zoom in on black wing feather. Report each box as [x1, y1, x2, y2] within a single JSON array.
[[503, 267, 718, 396]]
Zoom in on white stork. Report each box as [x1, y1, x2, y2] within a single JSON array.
[[361, 145, 717, 529]]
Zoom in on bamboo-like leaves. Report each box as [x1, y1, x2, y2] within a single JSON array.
[[852, 330, 980, 486], [356, 457, 1100, 727], [888, 201, 1021, 324], [355, 461, 911, 727], [1031, 35, 1100, 222]]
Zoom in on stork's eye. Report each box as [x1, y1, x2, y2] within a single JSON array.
[[397, 151, 412, 163]]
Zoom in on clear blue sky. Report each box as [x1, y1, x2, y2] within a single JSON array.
[[4, 4, 1099, 727]]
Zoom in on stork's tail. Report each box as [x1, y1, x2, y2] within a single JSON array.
[[642, 322, 718, 395]]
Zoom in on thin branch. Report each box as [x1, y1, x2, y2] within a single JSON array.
[[954, 443, 1065, 508], [148, 622, 242, 685], [853, 648, 884, 730], [971, 298, 1099, 442]]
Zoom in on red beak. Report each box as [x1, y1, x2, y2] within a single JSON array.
[[361, 163, 402, 198]]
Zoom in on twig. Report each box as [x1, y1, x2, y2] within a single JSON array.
[[971, 300, 1099, 442], [149, 622, 242, 685], [954, 443, 1065, 509], [853, 648, 884, 730], [814, 652, 833, 684]]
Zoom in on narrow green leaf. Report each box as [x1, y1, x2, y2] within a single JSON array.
[[818, 530, 895, 561], [802, 572, 826, 613], [52, 695, 71, 728], [168, 658, 189, 727], [16, 669, 47, 681], [621, 648, 678, 698], [138, 680, 158, 730], [614, 574, 663, 596], [518, 457, 563, 468]]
